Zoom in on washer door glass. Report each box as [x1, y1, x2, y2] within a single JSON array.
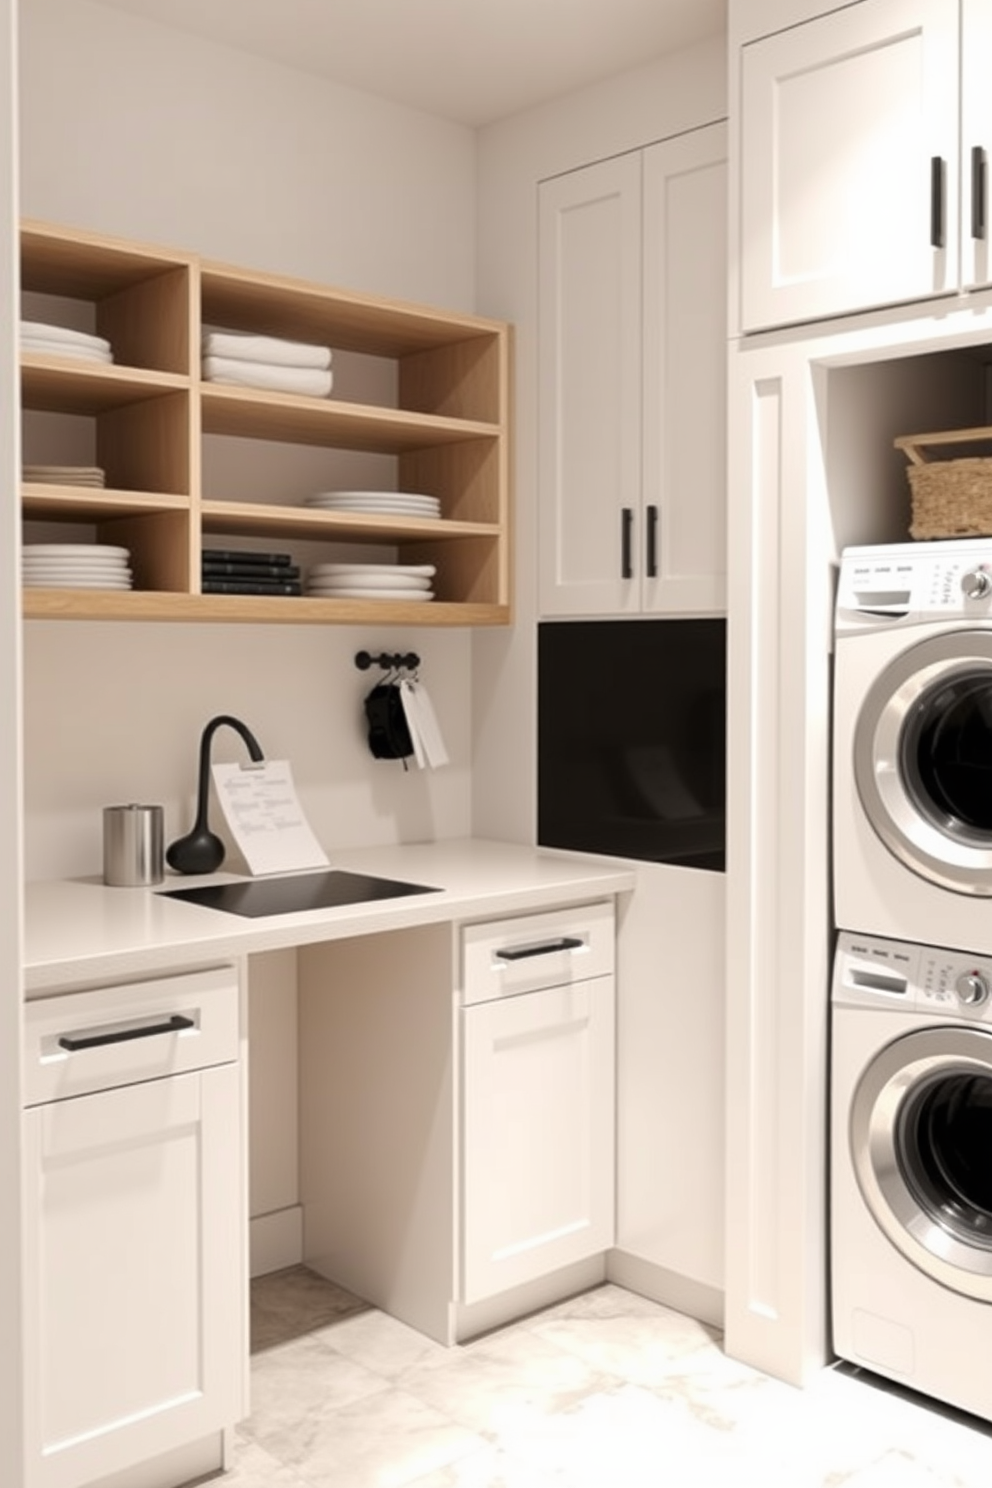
[[852, 1025, 992, 1299], [854, 631, 992, 893]]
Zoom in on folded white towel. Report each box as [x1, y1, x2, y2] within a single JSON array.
[[202, 329, 332, 370], [21, 337, 114, 364], [202, 356, 333, 397], [21, 320, 112, 353]]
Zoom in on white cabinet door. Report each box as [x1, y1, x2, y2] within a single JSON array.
[[539, 127, 727, 618], [739, 0, 958, 331], [538, 153, 644, 616], [643, 125, 728, 614], [23, 1065, 244, 1488], [461, 977, 615, 1303], [962, 0, 992, 290]]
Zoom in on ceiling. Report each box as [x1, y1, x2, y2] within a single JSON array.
[[93, 0, 727, 127]]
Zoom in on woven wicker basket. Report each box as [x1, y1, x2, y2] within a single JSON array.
[[896, 428, 992, 540]]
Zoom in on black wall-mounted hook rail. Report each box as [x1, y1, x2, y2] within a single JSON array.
[[354, 650, 421, 672]]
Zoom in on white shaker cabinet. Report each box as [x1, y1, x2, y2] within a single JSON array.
[[538, 123, 727, 617], [460, 905, 616, 1302], [738, 0, 968, 331], [22, 969, 245, 1488]]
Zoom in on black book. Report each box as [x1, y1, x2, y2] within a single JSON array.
[[202, 579, 302, 595], [201, 548, 295, 567], [203, 561, 302, 579]]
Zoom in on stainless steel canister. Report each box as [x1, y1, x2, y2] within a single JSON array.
[[103, 803, 165, 886]]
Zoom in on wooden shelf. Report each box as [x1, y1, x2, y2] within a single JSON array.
[[20, 220, 512, 625], [200, 383, 499, 453], [22, 588, 510, 626]]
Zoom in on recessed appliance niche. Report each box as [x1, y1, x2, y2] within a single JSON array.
[[538, 619, 726, 871]]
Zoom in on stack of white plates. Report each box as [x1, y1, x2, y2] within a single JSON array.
[[307, 562, 436, 601], [23, 544, 133, 590], [23, 465, 106, 488], [305, 490, 441, 519]]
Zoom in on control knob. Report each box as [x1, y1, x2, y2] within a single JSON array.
[[960, 568, 992, 600], [955, 971, 990, 1006]]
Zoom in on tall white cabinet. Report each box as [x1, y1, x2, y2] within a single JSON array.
[[538, 122, 727, 617]]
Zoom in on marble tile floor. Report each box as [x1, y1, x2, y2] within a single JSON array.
[[200, 1267, 992, 1488]]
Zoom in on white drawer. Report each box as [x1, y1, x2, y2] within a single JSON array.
[[460, 900, 615, 1004], [23, 965, 240, 1107]]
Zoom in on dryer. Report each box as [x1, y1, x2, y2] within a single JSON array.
[[831, 930, 992, 1421], [833, 538, 992, 953]]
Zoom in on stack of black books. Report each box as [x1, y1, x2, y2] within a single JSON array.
[[202, 549, 302, 596]]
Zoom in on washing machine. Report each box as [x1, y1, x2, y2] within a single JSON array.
[[833, 538, 992, 954], [831, 930, 992, 1420]]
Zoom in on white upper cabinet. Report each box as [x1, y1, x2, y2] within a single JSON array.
[[739, 0, 963, 331], [538, 124, 727, 617]]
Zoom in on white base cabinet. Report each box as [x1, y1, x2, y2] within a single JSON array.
[[460, 910, 615, 1303], [299, 902, 616, 1343], [22, 969, 245, 1488]]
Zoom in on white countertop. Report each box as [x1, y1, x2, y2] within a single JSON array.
[[23, 839, 636, 994]]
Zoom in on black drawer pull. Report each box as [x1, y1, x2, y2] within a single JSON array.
[[646, 503, 658, 578], [930, 155, 945, 249], [973, 145, 987, 241], [495, 936, 585, 963], [621, 507, 633, 580], [58, 1014, 195, 1052]]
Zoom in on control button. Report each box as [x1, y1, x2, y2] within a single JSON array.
[[955, 971, 990, 1006], [961, 568, 992, 600]]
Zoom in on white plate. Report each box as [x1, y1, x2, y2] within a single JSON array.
[[23, 568, 134, 581], [307, 572, 431, 591], [23, 544, 130, 559], [309, 562, 436, 577], [23, 562, 132, 575], [310, 496, 434, 508], [308, 502, 440, 516], [308, 494, 439, 506], [23, 577, 133, 590], [306, 586, 434, 601]]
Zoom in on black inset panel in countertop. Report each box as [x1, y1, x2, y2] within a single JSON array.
[[159, 870, 441, 918], [538, 619, 726, 872]]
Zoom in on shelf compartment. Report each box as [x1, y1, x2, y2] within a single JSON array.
[[21, 221, 195, 376], [200, 261, 505, 361]]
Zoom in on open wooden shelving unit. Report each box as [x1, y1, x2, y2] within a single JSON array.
[[19, 220, 512, 626]]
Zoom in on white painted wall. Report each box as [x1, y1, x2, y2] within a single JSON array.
[[472, 36, 727, 841], [18, 0, 481, 883]]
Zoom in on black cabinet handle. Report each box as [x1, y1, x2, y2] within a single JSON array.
[[495, 936, 584, 962], [58, 1013, 195, 1052], [972, 145, 987, 241], [621, 507, 633, 579], [646, 504, 658, 579], [930, 155, 945, 249]]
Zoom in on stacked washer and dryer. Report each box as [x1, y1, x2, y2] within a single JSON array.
[[832, 539, 992, 1422]]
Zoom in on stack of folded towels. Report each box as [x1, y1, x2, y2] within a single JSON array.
[[21, 320, 113, 364], [201, 329, 333, 398]]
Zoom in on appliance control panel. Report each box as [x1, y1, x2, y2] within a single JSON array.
[[836, 539, 992, 622], [834, 930, 992, 1018]]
